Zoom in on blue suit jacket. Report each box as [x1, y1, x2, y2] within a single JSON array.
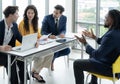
[[0, 20, 22, 47], [41, 14, 70, 60], [41, 14, 67, 35], [86, 29, 120, 68]]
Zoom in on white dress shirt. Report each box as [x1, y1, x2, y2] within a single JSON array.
[[3, 19, 13, 45]]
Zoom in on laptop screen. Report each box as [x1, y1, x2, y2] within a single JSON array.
[[12, 33, 37, 51]]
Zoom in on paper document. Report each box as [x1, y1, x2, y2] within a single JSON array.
[[39, 38, 54, 45], [39, 33, 51, 41]]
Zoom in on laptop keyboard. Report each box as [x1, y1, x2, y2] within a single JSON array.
[[16, 48, 21, 50]]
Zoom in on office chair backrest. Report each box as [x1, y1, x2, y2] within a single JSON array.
[[86, 55, 120, 84], [112, 55, 120, 73]]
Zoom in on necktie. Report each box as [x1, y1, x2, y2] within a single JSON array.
[[55, 18, 59, 34], [55, 18, 58, 29]]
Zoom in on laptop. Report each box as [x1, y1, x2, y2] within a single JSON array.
[[12, 33, 37, 52]]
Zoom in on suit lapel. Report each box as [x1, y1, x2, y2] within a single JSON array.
[[11, 26, 15, 35], [50, 15, 56, 31], [58, 16, 62, 29], [51, 15, 56, 26]]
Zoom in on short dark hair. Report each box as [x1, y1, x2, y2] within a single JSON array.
[[3, 6, 18, 18], [108, 9, 120, 29], [54, 5, 64, 14]]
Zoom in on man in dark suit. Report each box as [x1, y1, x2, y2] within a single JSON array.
[[41, 5, 70, 70], [74, 9, 120, 84], [0, 6, 24, 84]]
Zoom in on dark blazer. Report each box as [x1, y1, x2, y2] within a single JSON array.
[[0, 20, 22, 47], [0, 19, 22, 65], [41, 14, 70, 62], [0, 20, 24, 84], [86, 29, 120, 68], [41, 14, 67, 35]]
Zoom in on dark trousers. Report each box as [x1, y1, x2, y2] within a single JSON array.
[[0, 53, 24, 84], [73, 59, 114, 84], [52, 48, 70, 62]]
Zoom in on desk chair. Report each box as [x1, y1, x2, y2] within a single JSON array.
[[64, 55, 69, 67], [51, 48, 71, 70], [64, 47, 73, 68], [85, 55, 120, 84], [48, 55, 69, 76]]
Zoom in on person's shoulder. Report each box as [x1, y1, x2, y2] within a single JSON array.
[[0, 19, 4, 24], [60, 15, 67, 20], [109, 29, 120, 34], [107, 29, 120, 38], [0, 19, 4, 22], [112, 29, 120, 39], [113, 29, 120, 35], [19, 20, 24, 25], [0, 20, 4, 29], [44, 14, 53, 21], [12, 22, 17, 26], [12, 23, 18, 30], [61, 15, 67, 18], [45, 14, 52, 18]]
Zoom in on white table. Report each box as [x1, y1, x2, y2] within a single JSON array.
[[5, 37, 77, 84]]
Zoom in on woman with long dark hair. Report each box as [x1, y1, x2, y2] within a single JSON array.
[[18, 5, 53, 83]]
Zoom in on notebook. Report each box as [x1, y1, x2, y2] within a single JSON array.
[[12, 33, 37, 52]]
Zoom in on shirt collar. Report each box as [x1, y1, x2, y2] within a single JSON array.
[[4, 19, 13, 29]]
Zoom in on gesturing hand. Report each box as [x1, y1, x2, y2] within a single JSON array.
[[82, 28, 96, 39], [75, 35, 87, 45]]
